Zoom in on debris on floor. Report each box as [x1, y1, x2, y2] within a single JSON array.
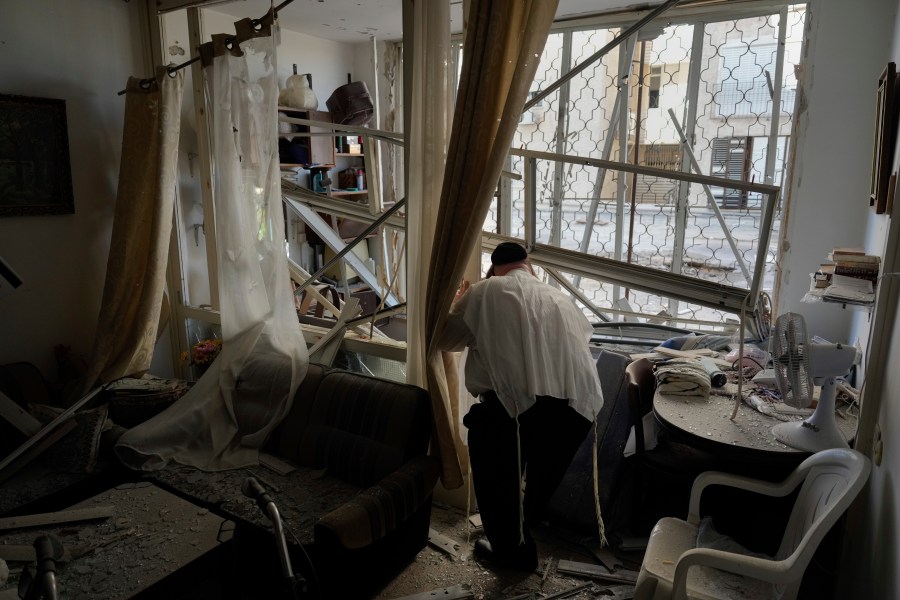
[[0, 483, 229, 600], [375, 503, 640, 600]]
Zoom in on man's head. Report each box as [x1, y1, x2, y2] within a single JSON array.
[[490, 242, 532, 276]]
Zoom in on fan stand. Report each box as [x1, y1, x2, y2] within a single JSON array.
[[773, 377, 849, 452]]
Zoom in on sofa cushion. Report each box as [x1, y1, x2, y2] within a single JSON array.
[[293, 370, 432, 488], [316, 454, 440, 549], [151, 462, 361, 545]]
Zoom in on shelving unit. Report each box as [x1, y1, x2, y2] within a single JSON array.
[[278, 107, 335, 168]]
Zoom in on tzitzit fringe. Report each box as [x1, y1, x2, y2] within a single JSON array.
[[466, 458, 473, 543], [516, 414, 526, 545], [592, 418, 608, 547]]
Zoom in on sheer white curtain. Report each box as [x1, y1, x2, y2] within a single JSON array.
[[117, 15, 309, 471]]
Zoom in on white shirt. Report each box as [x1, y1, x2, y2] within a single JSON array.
[[440, 268, 604, 422]]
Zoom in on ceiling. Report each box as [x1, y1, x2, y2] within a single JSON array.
[[205, 0, 642, 44]]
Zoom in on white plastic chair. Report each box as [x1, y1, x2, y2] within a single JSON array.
[[634, 448, 871, 600]]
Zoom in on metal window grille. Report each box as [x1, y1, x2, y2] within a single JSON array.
[[489, 5, 806, 331]]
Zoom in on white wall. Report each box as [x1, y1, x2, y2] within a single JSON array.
[[777, 0, 894, 344], [0, 0, 144, 379], [840, 0, 900, 596]]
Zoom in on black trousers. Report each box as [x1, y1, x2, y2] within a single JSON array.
[[464, 391, 592, 559]]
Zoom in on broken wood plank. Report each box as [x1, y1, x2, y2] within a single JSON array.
[[0, 419, 77, 486], [556, 559, 638, 584], [0, 544, 37, 562], [0, 544, 76, 563], [0, 385, 103, 484], [259, 452, 296, 476], [0, 390, 41, 436], [0, 506, 114, 532], [468, 513, 482, 529], [427, 527, 462, 560], [585, 542, 622, 572], [388, 584, 474, 600]]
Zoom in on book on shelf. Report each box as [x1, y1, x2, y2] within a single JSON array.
[[833, 264, 879, 281], [830, 246, 866, 256], [827, 250, 881, 265], [816, 263, 835, 278]]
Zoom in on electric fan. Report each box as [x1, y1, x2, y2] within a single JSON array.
[[770, 312, 856, 452]]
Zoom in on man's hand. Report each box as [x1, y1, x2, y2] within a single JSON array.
[[454, 280, 471, 302]]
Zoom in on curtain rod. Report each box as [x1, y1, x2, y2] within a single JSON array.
[[117, 0, 296, 96]]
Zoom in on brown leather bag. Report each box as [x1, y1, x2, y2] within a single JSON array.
[[326, 81, 374, 126]]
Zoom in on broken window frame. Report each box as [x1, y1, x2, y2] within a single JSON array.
[[159, 0, 807, 378]]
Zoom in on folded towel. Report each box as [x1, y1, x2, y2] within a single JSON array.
[[655, 360, 711, 398]]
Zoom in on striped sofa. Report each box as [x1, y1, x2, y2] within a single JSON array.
[[150, 362, 439, 597], [267, 362, 439, 544], [264, 362, 440, 594]]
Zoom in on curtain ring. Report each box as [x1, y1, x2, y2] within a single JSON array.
[[251, 19, 263, 31], [139, 79, 153, 90], [225, 37, 235, 50], [166, 66, 178, 78]]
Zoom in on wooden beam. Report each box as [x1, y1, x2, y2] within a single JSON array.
[[556, 559, 638, 584], [0, 506, 114, 532], [0, 391, 41, 437], [0, 387, 103, 484], [0, 419, 77, 486], [426, 528, 461, 560]]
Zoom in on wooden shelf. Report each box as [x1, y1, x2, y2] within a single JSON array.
[[278, 108, 335, 167]]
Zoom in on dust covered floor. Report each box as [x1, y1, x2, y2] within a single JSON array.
[[0, 481, 232, 600], [0, 476, 643, 600], [372, 502, 643, 600]]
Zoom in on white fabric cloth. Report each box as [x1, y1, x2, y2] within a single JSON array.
[[440, 269, 603, 422], [116, 26, 309, 471]]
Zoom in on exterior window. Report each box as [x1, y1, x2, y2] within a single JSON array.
[[520, 91, 545, 125], [648, 65, 662, 108]]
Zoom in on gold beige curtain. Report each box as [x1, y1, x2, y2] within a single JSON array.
[[405, 0, 459, 487], [419, 0, 560, 489], [84, 67, 184, 391]]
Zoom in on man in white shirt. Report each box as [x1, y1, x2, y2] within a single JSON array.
[[440, 241, 604, 571]]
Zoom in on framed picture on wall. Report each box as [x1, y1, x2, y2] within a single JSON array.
[[0, 94, 75, 217], [870, 63, 899, 214]]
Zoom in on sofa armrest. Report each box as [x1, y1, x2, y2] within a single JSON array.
[[314, 454, 440, 550]]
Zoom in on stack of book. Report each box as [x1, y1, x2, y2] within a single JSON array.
[[811, 247, 880, 304], [817, 248, 881, 286]]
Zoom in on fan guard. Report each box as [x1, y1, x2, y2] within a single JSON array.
[[771, 312, 813, 409]]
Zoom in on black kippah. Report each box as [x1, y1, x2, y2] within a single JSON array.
[[491, 241, 527, 265]]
